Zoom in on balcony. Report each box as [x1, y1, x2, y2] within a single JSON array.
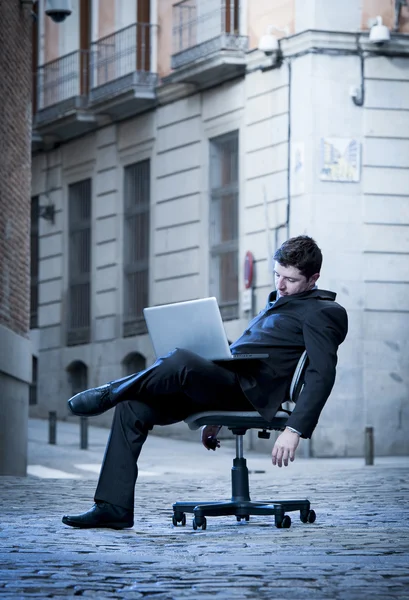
[[33, 50, 96, 143], [89, 23, 158, 119], [167, 0, 248, 88]]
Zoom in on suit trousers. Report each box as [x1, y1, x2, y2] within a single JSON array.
[[94, 349, 253, 509]]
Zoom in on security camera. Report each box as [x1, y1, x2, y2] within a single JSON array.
[[258, 25, 289, 57], [45, 0, 72, 23], [258, 33, 280, 56], [369, 16, 390, 45]]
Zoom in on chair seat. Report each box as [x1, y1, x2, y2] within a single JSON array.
[[184, 410, 290, 431]]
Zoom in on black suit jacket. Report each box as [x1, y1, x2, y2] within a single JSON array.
[[229, 288, 348, 438]]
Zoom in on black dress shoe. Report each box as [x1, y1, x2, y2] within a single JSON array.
[[68, 384, 114, 417], [62, 501, 134, 529]]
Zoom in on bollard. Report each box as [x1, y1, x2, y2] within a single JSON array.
[[365, 426, 374, 466], [48, 411, 57, 445], [80, 416, 88, 450]]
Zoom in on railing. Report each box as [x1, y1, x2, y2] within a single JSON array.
[[36, 50, 89, 112], [90, 23, 154, 91], [172, 0, 247, 67]]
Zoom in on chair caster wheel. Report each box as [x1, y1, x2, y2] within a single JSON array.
[[172, 512, 186, 526], [236, 515, 250, 522], [300, 509, 316, 524], [192, 516, 207, 530], [307, 509, 316, 523], [276, 515, 291, 529]]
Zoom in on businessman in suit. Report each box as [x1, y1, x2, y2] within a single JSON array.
[[62, 235, 348, 529]]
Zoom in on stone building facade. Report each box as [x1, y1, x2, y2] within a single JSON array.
[[30, 0, 409, 457]]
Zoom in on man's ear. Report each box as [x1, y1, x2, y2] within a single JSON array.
[[310, 273, 320, 286]]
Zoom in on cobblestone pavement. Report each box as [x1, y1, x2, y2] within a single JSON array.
[[0, 419, 408, 599]]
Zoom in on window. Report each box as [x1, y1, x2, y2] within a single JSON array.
[[30, 196, 40, 329], [123, 160, 150, 337], [67, 179, 91, 346], [209, 131, 239, 320], [67, 361, 88, 396], [29, 356, 38, 406], [122, 352, 146, 376]]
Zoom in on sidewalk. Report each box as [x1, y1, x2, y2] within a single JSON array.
[[0, 418, 408, 599]]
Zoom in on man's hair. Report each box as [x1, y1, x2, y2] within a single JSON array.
[[273, 235, 322, 279]]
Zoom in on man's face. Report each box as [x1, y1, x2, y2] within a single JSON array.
[[274, 262, 320, 298]]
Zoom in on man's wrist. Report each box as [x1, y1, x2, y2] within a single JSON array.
[[285, 426, 301, 436]]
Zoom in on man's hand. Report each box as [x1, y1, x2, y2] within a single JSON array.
[[201, 425, 222, 451], [272, 428, 300, 467]]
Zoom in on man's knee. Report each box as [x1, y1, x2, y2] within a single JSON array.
[[162, 347, 203, 368], [115, 400, 155, 430]]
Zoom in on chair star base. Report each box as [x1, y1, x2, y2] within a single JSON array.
[[173, 498, 314, 530], [172, 409, 316, 531]]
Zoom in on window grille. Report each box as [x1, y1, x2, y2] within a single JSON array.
[[209, 132, 239, 320], [29, 356, 38, 406], [30, 197, 39, 329], [67, 179, 91, 346], [123, 160, 150, 337]]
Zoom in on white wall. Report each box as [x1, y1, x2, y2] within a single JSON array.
[[294, 0, 362, 33], [361, 56, 409, 456]]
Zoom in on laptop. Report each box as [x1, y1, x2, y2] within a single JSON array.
[[143, 297, 269, 362]]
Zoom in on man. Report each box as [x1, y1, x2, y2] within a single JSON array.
[[62, 236, 348, 530]]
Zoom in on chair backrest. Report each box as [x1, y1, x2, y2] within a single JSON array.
[[289, 350, 308, 403]]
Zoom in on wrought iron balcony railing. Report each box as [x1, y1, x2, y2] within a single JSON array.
[[35, 50, 89, 124], [171, 0, 247, 69], [89, 22, 157, 104]]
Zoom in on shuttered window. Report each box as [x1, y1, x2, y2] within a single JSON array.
[[123, 160, 150, 336], [30, 196, 39, 329], [29, 356, 38, 406], [67, 179, 91, 346], [209, 132, 239, 320]]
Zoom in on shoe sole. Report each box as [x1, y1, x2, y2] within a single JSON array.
[[62, 517, 133, 529], [67, 400, 105, 418]]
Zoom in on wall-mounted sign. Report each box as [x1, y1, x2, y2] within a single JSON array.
[[320, 137, 360, 183], [244, 251, 254, 289]]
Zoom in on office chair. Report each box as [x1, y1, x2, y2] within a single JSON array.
[[172, 351, 316, 530]]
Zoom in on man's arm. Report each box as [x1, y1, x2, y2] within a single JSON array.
[[285, 304, 348, 438], [271, 304, 347, 466]]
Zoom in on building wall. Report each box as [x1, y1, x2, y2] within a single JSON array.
[[0, 1, 32, 475], [362, 56, 409, 455], [31, 5, 409, 457], [31, 70, 293, 434]]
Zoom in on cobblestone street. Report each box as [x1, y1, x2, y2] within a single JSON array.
[[0, 419, 408, 599]]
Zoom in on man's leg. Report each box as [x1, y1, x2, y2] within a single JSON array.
[[62, 350, 252, 528], [68, 348, 252, 417], [93, 397, 187, 510], [95, 351, 253, 507]]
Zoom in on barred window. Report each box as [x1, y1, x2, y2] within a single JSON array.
[[30, 196, 39, 329], [123, 160, 150, 337], [209, 131, 239, 320], [29, 356, 38, 406], [67, 179, 91, 346], [67, 361, 88, 396]]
